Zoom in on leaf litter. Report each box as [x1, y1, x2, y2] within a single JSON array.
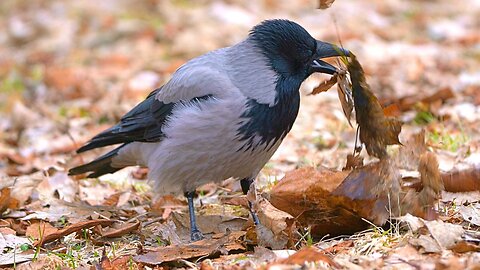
[[1, 0, 480, 269]]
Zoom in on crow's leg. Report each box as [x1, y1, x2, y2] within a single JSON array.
[[184, 191, 204, 241], [240, 178, 259, 225]]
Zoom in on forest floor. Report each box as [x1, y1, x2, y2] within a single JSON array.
[[1, 0, 480, 269]]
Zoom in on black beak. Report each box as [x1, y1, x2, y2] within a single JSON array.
[[311, 40, 350, 75]]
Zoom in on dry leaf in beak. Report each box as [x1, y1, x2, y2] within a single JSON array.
[[310, 74, 338, 95], [336, 72, 354, 127]]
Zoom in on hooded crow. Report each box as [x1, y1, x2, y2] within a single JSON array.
[[69, 19, 349, 241]]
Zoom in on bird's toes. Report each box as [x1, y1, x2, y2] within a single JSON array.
[[191, 229, 204, 242]]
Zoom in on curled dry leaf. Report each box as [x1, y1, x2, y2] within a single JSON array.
[[134, 231, 245, 265], [269, 166, 367, 237], [458, 204, 480, 227], [100, 220, 140, 238], [343, 153, 364, 170], [254, 197, 295, 249], [0, 188, 19, 214], [332, 158, 402, 225], [348, 54, 402, 158], [337, 71, 354, 127], [269, 149, 444, 237], [98, 254, 138, 270], [406, 216, 465, 254], [309, 70, 354, 127], [172, 204, 247, 241], [319, 0, 336, 9], [274, 246, 339, 268], [27, 219, 114, 246], [381, 86, 455, 112], [310, 74, 337, 95]]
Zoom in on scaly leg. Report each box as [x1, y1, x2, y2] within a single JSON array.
[[184, 191, 204, 241], [240, 178, 259, 225]]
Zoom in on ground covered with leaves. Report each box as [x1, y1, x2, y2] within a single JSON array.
[[1, 0, 480, 269]]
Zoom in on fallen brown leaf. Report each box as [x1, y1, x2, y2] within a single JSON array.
[[100, 220, 140, 238], [442, 167, 480, 192], [450, 241, 480, 253], [27, 219, 114, 246], [381, 87, 455, 112], [134, 231, 245, 265], [458, 204, 480, 227], [172, 204, 247, 241], [319, 0, 335, 9], [269, 167, 348, 218], [98, 253, 137, 270], [269, 166, 366, 237], [276, 246, 339, 268], [333, 158, 402, 225], [320, 240, 354, 255], [255, 197, 295, 249], [0, 188, 19, 214]]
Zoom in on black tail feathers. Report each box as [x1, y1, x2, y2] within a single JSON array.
[[69, 144, 126, 178]]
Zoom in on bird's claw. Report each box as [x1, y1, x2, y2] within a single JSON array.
[[190, 229, 204, 242]]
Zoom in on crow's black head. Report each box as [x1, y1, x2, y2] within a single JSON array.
[[250, 19, 348, 80]]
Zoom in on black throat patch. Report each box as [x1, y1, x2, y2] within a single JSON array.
[[236, 76, 301, 151]]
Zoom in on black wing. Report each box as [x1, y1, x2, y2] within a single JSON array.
[[77, 88, 212, 153]]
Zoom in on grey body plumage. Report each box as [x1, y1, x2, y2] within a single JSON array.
[[69, 19, 348, 241]]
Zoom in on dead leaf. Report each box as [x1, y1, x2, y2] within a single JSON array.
[[0, 231, 30, 252], [100, 220, 140, 238], [310, 74, 337, 95], [156, 220, 182, 246], [270, 150, 445, 238], [255, 197, 295, 249], [0, 227, 16, 235], [277, 246, 339, 268], [348, 54, 402, 158], [319, 0, 335, 9], [2, 218, 28, 235], [26, 219, 114, 246], [172, 204, 247, 241], [151, 194, 186, 216], [410, 234, 442, 253], [337, 72, 354, 127], [442, 167, 480, 192], [133, 231, 245, 265], [333, 158, 402, 225], [458, 204, 480, 227], [319, 240, 354, 255], [381, 87, 455, 112], [441, 191, 480, 204], [424, 219, 464, 250], [269, 167, 348, 218], [450, 241, 480, 253], [343, 153, 364, 170], [0, 252, 36, 267], [0, 188, 19, 214], [97, 252, 137, 270], [25, 220, 57, 241]]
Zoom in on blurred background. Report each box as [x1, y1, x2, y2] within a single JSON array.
[[1, 0, 479, 180]]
